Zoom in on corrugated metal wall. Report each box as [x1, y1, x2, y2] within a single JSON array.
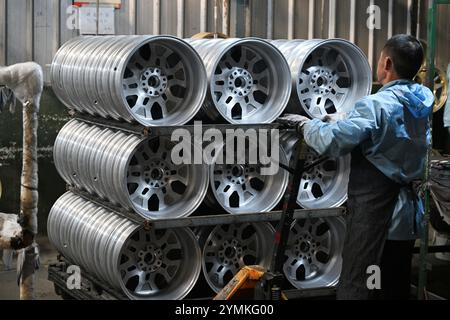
[[0, 0, 448, 83]]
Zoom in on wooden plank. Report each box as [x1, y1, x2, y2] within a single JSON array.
[[6, 0, 34, 64], [0, 0, 6, 65], [34, 0, 60, 83]]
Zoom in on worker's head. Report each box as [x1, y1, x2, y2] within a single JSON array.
[[377, 34, 424, 85]]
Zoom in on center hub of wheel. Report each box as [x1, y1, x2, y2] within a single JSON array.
[[231, 165, 245, 178], [144, 161, 169, 188], [141, 67, 168, 97], [218, 240, 243, 265], [228, 68, 254, 97], [308, 66, 335, 96], [150, 168, 165, 180], [224, 247, 237, 259], [138, 245, 163, 272]]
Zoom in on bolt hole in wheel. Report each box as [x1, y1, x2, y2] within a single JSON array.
[[199, 223, 275, 293], [283, 217, 346, 289], [187, 38, 291, 124], [272, 39, 372, 118], [280, 132, 350, 209], [51, 36, 207, 126], [48, 192, 201, 300], [207, 138, 289, 214]]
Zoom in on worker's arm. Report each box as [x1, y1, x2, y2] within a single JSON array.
[[302, 98, 378, 158]]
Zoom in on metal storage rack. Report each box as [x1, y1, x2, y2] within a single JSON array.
[[48, 112, 347, 300]]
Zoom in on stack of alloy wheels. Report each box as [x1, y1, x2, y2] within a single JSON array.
[[49, 35, 371, 299]]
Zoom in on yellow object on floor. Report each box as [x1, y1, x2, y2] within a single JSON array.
[[214, 265, 266, 300]]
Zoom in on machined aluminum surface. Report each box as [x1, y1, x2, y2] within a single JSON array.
[[54, 119, 209, 219], [200, 222, 275, 293], [283, 216, 346, 289], [272, 39, 372, 118], [51, 35, 207, 126], [47, 192, 201, 300], [187, 38, 292, 124], [207, 138, 289, 214]]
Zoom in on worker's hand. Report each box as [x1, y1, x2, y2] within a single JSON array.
[[278, 114, 310, 132], [322, 112, 347, 123]]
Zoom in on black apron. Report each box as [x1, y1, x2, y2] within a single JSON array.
[[336, 147, 401, 300]]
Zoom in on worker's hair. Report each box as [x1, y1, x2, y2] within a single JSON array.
[[383, 34, 424, 80]]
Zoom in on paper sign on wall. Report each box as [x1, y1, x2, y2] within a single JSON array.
[[79, 5, 115, 35]]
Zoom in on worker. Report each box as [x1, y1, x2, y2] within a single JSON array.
[[279, 34, 434, 300]]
